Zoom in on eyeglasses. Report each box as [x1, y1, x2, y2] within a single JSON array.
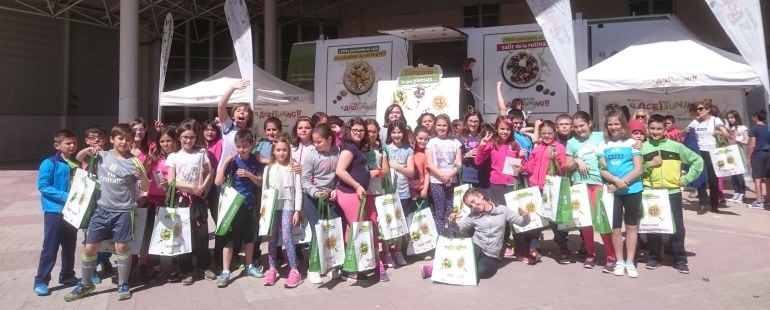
[[635, 115, 646, 119], [467, 120, 480, 124], [697, 107, 706, 111], [86, 135, 104, 140], [350, 129, 365, 133], [180, 136, 197, 141], [540, 132, 555, 136]]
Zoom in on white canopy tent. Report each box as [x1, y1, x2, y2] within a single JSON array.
[[578, 22, 761, 95], [160, 62, 313, 108]]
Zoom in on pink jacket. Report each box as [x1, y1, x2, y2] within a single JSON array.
[[523, 141, 566, 190], [475, 141, 525, 186]]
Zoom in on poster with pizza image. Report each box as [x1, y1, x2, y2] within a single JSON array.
[[323, 41, 394, 118], [483, 31, 569, 115]]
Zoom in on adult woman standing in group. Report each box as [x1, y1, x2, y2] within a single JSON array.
[[688, 102, 730, 214]]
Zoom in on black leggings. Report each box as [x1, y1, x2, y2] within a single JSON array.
[[697, 151, 722, 210], [474, 244, 499, 279]]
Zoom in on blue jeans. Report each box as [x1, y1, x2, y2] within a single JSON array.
[[35, 213, 78, 285]]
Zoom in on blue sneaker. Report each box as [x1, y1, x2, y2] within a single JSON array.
[[34, 283, 50, 296], [58, 277, 80, 286], [64, 283, 95, 302], [246, 265, 264, 278], [91, 274, 102, 284], [116, 283, 131, 301]]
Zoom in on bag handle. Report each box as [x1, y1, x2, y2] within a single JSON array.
[[357, 195, 367, 222], [318, 195, 329, 220], [165, 180, 177, 208], [415, 199, 425, 211]]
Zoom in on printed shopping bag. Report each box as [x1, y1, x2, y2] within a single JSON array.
[[554, 175, 574, 224], [406, 200, 438, 256], [504, 185, 546, 233], [591, 189, 613, 234], [541, 175, 561, 221], [98, 208, 148, 255], [431, 236, 477, 286], [148, 207, 192, 256], [639, 189, 675, 234], [602, 185, 615, 230], [451, 184, 472, 219], [709, 145, 748, 177], [557, 183, 593, 231], [63, 168, 99, 229], [258, 167, 278, 236], [309, 197, 345, 274], [375, 194, 408, 241], [215, 185, 244, 236], [343, 197, 376, 273]]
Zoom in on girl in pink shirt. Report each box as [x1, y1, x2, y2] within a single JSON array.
[[474, 116, 529, 260]]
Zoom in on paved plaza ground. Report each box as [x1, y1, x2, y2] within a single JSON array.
[[1, 163, 769, 310]]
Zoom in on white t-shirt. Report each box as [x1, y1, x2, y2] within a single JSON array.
[[732, 125, 749, 145], [166, 149, 210, 193], [426, 137, 462, 184], [688, 117, 724, 151]]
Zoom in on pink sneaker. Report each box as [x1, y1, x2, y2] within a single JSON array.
[[504, 247, 515, 258], [263, 269, 278, 286], [284, 269, 302, 288], [420, 264, 433, 279]]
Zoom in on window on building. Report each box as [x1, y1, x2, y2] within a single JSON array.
[[629, 0, 674, 16], [464, 4, 499, 28]]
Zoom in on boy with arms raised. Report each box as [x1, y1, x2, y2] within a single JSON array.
[[66, 124, 150, 301]]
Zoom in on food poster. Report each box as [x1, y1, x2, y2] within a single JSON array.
[[557, 183, 593, 231], [431, 237, 477, 286], [375, 194, 409, 240], [482, 31, 570, 115], [639, 189, 675, 234], [314, 217, 345, 270], [63, 168, 97, 229], [148, 207, 192, 256], [504, 186, 546, 233], [710, 144, 748, 178], [350, 221, 377, 271], [99, 208, 147, 255], [375, 66, 461, 129], [321, 41, 394, 118], [406, 208, 438, 255]]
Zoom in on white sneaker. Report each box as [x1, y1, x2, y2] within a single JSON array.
[[383, 254, 395, 268], [613, 260, 626, 276], [726, 194, 738, 202], [626, 264, 639, 278], [393, 252, 408, 266], [734, 193, 744, 203], [307, 271, 322, 284]]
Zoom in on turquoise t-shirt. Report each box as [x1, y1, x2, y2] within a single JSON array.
[[596, 138, 642, 195], [566, 132, 605, 185]]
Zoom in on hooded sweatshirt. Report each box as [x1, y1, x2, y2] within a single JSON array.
[[450, 204, 529, 259], [301, 145, 340, 198]]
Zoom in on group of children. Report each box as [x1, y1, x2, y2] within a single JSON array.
[[38, 79, 748, 301]]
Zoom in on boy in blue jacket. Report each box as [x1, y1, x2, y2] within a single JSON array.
[[34, 129, 80, 296]]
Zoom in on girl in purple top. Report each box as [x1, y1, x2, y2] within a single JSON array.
[[335, 117, 388, 282]]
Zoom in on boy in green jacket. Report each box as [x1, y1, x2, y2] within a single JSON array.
[[641, 114, 704, 274]]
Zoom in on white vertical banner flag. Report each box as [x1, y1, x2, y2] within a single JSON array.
[[157, 13, 174, 120], [706, 0, 769, 99], [526, 0, 579, 104], [225, 0, 254, 109]]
